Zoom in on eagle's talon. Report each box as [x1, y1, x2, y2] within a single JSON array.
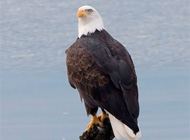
[[86, 115, 104, 132], [97, 112, 109, 122]]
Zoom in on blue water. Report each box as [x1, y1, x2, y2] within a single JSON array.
[[0, 0, 190, 140]]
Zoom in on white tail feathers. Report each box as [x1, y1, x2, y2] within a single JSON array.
[[106, 111, 141, 140]]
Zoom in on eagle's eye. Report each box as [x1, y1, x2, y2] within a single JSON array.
[[85, 9, 93, 13]]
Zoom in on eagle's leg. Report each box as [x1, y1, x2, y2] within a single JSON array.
[[98, 109, 109, 122], [86, 114, 104, 132]]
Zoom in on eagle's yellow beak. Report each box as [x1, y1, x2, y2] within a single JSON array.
[[77, 9, 86, 18]]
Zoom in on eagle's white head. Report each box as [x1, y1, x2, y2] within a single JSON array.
[[77, 5, 104, 38]]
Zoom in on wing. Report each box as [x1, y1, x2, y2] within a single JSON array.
[[77, 30, 139, 119], [110, 39, 139, 119], [65, 41, 109, 103]]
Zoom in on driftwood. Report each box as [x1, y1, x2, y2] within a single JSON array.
[[79, 117, 115, 140]]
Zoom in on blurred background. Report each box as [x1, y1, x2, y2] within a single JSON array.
[[0, 0, 189, 140]]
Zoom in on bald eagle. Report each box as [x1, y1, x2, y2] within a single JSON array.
[[66, 5, 141, 140]]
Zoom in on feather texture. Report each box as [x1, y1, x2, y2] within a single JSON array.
[[66, 29, 140, 136]]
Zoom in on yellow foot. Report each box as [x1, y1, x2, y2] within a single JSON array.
[[86, 115, 104, 132], [97, 112, 109, 122]]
